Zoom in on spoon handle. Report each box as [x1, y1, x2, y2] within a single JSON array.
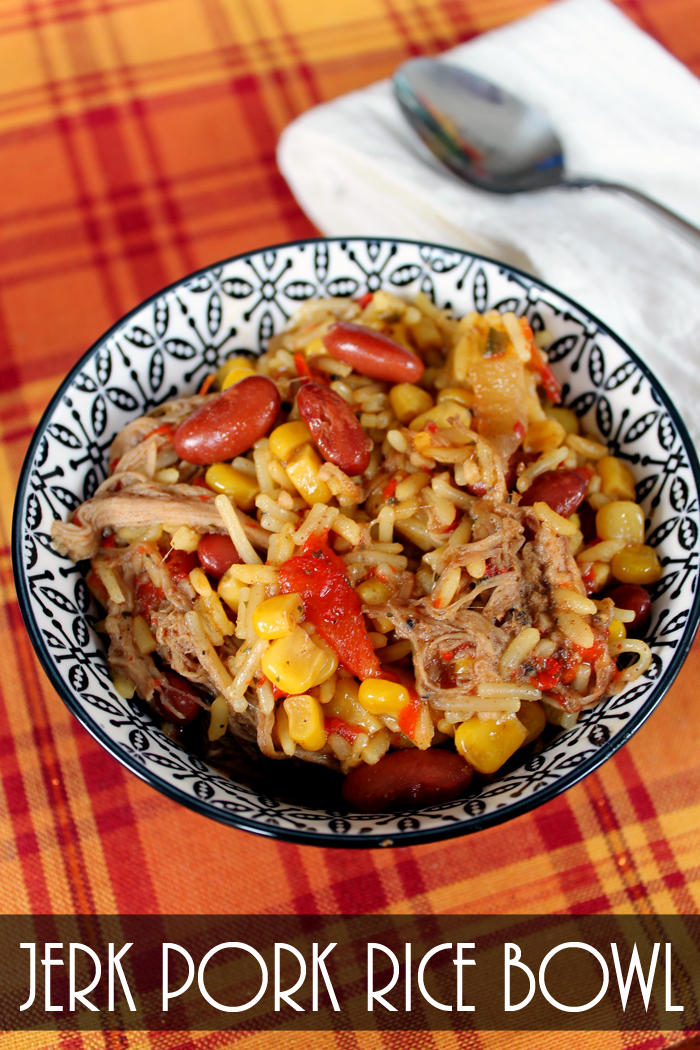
[[564, 177, 700, 248]]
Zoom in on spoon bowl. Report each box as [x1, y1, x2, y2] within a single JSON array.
[[393, 57, 700, 245], [394, 58, 564, 193]]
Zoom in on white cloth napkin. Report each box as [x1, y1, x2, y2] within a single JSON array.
[[277, 0, 700, 445]]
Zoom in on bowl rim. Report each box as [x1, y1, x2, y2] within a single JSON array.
[[12, 234, 700, 849]]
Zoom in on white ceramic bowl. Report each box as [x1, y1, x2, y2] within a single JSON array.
[[13, 237, 700, 847]]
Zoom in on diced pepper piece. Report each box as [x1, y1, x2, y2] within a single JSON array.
[[278, 538, 381, 680]]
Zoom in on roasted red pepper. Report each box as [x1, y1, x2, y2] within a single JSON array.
[[294, 351, 312, 379], [325, 717, 365, 744], [134, 576, 165, 617], [278, 535, 381, 679], [398, 695, 422, 739], [521, 318, 562, 405]]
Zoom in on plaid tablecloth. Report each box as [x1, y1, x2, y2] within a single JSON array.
[[2, 0, 699, 1047]]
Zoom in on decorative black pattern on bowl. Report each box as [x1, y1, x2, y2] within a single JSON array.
[[13, 238, 700, 848]]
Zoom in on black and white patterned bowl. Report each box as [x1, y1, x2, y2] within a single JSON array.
[[13, 238, 700, 848]]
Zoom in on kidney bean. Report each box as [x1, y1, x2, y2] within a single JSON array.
[[520, 469, 587, 517], [197, 533, 242, 579], [173, 375, 280, 465], [322, 321, 424, 383], [577, 499, 597, 544], [606, 584, 651, 630], [154, 671, 202, 723], [297, 382, 373, 475], [505, 451, 537, 492], [341, 748, 473, 813], [166, 549, 200, 583]]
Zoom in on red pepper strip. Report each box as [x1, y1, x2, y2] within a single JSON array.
[[581, 564, 596, 596], [109, 457, 120, 473], [577, 635, 605, 662], [86, 569, 109, 607], [398, 695, 422, 739], [355, 292, 373, 309], [101, 533, 116, 548], [383, 477, 398, 500], [534, 657, 562, 691], [198, 372, 216, 395], [521, 318, 562, 404], [513, 420, 526, 440], [272, 685, 288, 700], [378, 667, 422, 739], [278, 541, 381, 679], [144, 423, 174, 441], [325, 716, 365, 744], [294, 352, 312, 379]]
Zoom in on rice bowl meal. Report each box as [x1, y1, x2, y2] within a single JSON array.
[[51, 288, 659, 813]]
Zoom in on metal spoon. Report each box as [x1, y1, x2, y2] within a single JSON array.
[[393, 57, 700, 247]]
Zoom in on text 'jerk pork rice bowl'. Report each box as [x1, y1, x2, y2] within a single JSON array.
[[51, 289, 658, 813]]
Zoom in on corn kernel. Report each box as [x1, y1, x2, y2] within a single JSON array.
[[208, 696, 229, 741], [523, 418, 566, 453], [389, 383, 434, 424], [517, 701, 546, 747], [215, 357, 256, 389], [285, 444, 333, 505], [543, 405, 579, 434], [304, 337, 325, 358], [132, 614, 157, 655], [269, 421, 312, 462], [437, 387, 474, 407], [409, 400, 471, 432], [262, 626, 333, 693], [454, 656, 474, 679], [455, 713, 528, 774], [284, 693, 327, 751], [355, 578, 392, 606], [596, 501, 645, 545], [218, 568, 243, 612], [221, 366, 257, 390], [302, 628, 339, 684], [171, 525, 200, 552], [111, 672, 135, 699], [205, 463, 260, 512], [325, 679, 383, 735], [117, 524, 163, 544], [252, 592, 304, 639], [611, 545, 662, 586], [609, 620, 627, 643], [598, 456, 637, 501], [358, 678, 410, 719]]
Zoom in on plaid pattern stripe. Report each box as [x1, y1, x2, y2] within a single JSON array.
[[2, 0, 699, 1047]]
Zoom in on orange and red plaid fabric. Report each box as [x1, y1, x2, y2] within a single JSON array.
[[2, 0, 700, 1047]]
